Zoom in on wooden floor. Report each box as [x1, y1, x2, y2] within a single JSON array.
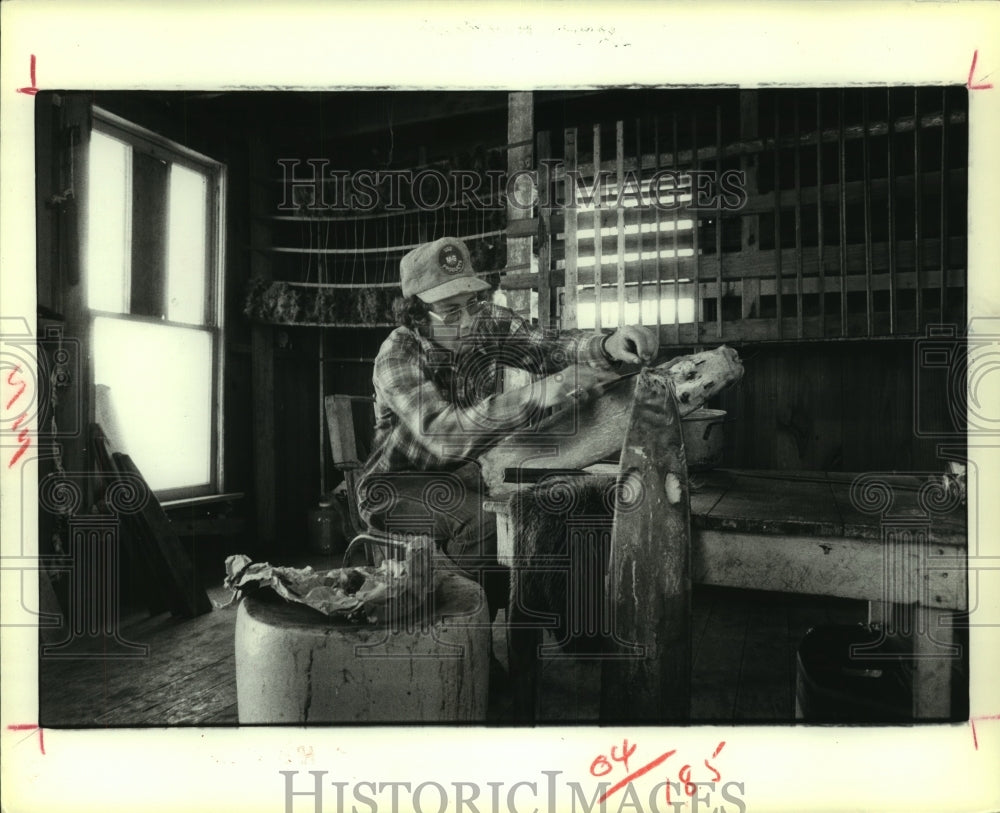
[[39, 580, 242, 727], [39, 571, 866, 727]]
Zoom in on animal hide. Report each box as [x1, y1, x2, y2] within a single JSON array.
[[510, 473, 618, 653], [479, 345, 744, 494]]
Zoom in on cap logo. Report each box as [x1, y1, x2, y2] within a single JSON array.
[[438, 244, 464, 275]]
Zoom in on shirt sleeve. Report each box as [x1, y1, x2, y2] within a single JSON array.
[[372, 334, 540, 465]]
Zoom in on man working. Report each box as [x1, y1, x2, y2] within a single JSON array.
[[355, 236, 658, 618]]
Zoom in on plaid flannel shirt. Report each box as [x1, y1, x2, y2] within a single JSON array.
[[357, 303, 616, 494]]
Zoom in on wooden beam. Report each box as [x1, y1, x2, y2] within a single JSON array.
[[487, 504, 967, 610], [593, 123, 603, 331], [59, 94, 96, 505], [536, 130, 554, 330], [647, 309, 964, 345], [671, 113, 681, 344], [616, 120, 626, 327], [563, 128, 579, 328], [506, 92, 533, 323], [541, 169, 965, 234], [716, 105, 725, 340], [503, 237, 966, 290], [250, 136, 276, 546], [693, 531, 965, 611], [692, 111, 702, 338]]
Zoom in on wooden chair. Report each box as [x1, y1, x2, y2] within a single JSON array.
[[323, 394, 376, 540], [325, 394, 405, 567], [325, 393, 457, 572]]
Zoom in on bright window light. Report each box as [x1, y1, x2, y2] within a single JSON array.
[[572, 247, 695, 268], [93, 317, 213, 492], [86, 131, 131, 313], [166, 164, 209, 325], [576, 219, 695, 240], [566, 172, 699, 330], [574, 175, 691, 211], [575, 291, 695, 330]]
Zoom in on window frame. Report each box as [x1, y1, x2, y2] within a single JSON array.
[[86, 106, 227, 502]]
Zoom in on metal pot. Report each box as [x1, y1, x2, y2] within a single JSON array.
[[681, 408, 728, 470]]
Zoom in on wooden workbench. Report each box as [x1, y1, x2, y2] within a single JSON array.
[[484, 468, 968, 722]]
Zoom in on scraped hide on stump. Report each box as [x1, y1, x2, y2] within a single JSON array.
[[600, 369, 691, 723]]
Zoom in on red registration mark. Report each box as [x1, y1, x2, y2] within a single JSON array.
[[6, 365, 31, 468]]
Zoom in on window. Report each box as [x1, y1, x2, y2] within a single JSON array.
[[85, 109, 225, 499], [562, 170, 696, 329]]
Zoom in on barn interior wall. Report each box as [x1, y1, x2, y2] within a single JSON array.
[[38, 89, 966, 562]]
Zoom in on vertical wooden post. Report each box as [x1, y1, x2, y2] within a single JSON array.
[[536, 130, 554, 331], [671, 113, 681, 344], [417, 146, 429, 244], [715, 105, 724, 339], [938, 88, 949, 323], [615, 120, 626, 328], [60, 94, 96, 507], [817, 91, 827, 331], [838, 90, 848, 337], [601, 371, 692, 723], [691, 112, 702, 341], [653, 117, 662, 335], [913, 89, 923, 333], [793, 98, 804, 339], [886, 90, 897, 335], [739, 92, 760, 324], [772, 104, 783, 338], [318, 331, 326, 495], [593, 123, 603, 331], [862, 91, 873, 337], [506, 92, 534, 322], [636, 117, 645, 327], [36, 95, 58, 312], [564, 128, 579, 329], [250, 136, 276, 547]]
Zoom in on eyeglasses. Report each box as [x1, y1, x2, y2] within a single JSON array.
[[429, 296, 483, 325]]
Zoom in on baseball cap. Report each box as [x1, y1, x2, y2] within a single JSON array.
[[400, 237, 492, 303]]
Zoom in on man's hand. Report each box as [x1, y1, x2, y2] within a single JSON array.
[[526, 365, 621, 410], [603, 325, 659, 365]]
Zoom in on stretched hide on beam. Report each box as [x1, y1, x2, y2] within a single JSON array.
[[479, 345, 744, 494]]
